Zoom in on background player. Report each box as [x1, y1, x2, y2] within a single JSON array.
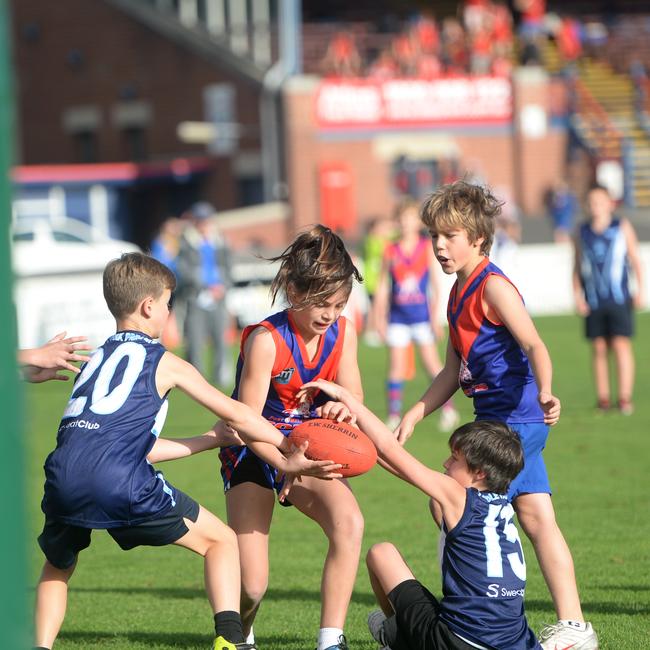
[[301, 378, 541, 650], [395, 181, 598, 650], [35, 252, 340, 650], [572, 183, 644, 414], [373, 198, 459, 432], [219, 225, 364, 650]]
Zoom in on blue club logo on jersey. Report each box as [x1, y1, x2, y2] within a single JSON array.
[[272, 367, 295, 384]]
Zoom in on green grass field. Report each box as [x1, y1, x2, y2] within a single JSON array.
[[25, 313, 650, 649]]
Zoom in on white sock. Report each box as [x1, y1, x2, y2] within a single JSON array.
[[245, 627, 255, 644], [559, 619, 587, 631], [317, 627, 344, 650]]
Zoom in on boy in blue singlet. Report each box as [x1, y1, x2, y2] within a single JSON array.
[[572, 183, 644, 414], [34, 253, 340, 650], [302, 378, 541, 650], [395, 182, 598, 650]]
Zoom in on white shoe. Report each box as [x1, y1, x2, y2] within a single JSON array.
[[438, 406, 460, 433], [539, 621, 599, 650], [367, 610, 392, 649], [385, 414, 401, 432]]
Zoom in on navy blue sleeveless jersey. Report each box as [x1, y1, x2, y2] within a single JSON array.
[[41, 331, 177, 528], [440, 489, 541, 649], [579, 219, 631, 310]]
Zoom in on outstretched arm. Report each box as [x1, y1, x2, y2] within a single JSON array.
[[302, 378, 467, 528], [395, 339, 460, 444], [155, 350, 341, 478], [147, 421, 243, 463], [19, 331, 92, 382]]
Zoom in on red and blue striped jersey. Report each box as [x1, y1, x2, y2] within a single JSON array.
[[386, 236, 431, 325], [447, 258, 542, 423], [219, 311, 347, 490], [235, 310, 346, 431]]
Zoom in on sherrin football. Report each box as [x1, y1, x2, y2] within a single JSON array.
[[288, 418, 378, 478]]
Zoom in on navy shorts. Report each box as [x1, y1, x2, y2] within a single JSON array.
[[384, 579, 476, 650], [507, 422, 551, 499], [38, 489, 200, 570], [585, 303, 634, 339]]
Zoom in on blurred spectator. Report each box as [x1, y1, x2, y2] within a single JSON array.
[[546, 179, 578, 243], [316, 7, 517, 80], [368, 49, 398, 79], [391, 32, 419, 76], [582, 19, 607, 58], [491, 1, 514, 57], [464, 0, 490, 36], [417, 52, 443, 79], [557, 16, 583, 66], [150, 216, 184, 349], [441, 17, 469, 74], [362, 216, 394, 346], [176, 202, 233, 385], [470, 27, 493, 75], [515, 0, 546, 65], [491, 187, 522, 279], [516, 0, 547, 41], [321, 31, 362, 77], [411, 13, 440, 55], [630, 58, 649, 111], [150, 216, 183, 277]]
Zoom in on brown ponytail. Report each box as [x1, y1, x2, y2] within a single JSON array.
[[268, 225, 362, 308]]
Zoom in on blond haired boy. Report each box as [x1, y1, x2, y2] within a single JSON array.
[[395, 181, 598, 650]]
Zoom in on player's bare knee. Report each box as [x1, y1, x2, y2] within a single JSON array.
[[329, 508, 364, 546], [201, 522, 238, 556], [241, 577, 268, 607], [366, 541, 397, 569]]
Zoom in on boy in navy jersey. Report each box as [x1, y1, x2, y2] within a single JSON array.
[[301, 378, 540, 649], [35, 253, 340, 650], [573, 184, 644, 414]]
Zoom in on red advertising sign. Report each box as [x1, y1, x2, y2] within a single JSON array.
[[315, 77, 512, 129]]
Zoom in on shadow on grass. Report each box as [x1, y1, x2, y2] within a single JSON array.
[[589, 584, 650, 592], [60, 629, 208, 648], [70, 585, 377, 606], [60, 630, 377, 649], [525, 599, 650, 616]]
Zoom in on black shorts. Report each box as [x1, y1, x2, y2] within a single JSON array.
[[228, 451, 293, 508], [585, 302, 634, 339], [38, 489, 200, 570], [385, 580, 478, 650], [229, 450, 275, 491]]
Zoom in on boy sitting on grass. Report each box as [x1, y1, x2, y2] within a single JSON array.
[[302, 377, 542, 650]]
